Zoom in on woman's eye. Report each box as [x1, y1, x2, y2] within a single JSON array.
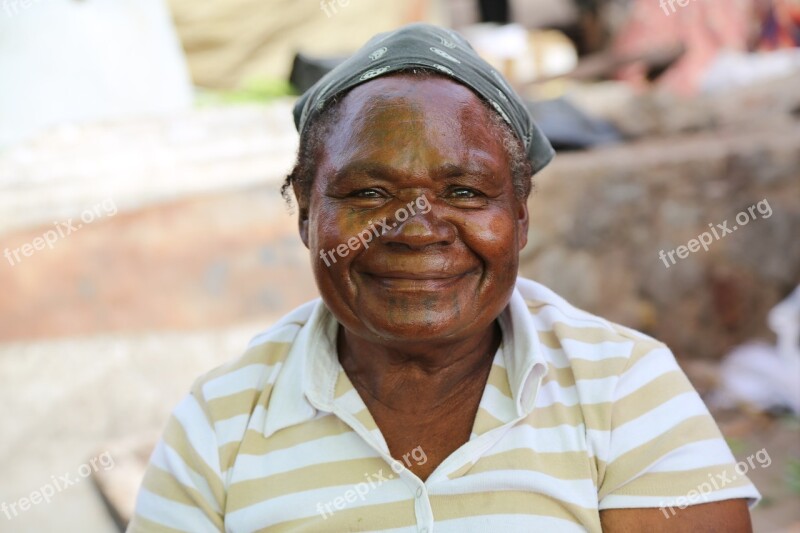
[[353, 189, 383, 198], [450, 188, 479, 199]]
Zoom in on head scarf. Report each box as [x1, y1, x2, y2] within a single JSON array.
[[293, 23, 555, 174]]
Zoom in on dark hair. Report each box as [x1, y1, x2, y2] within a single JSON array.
[[281, 69, 534, 207]]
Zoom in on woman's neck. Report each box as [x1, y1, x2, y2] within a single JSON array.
[[336, 321, 501, 414]]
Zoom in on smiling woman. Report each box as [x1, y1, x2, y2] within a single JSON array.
[[127, 23, 760, 533]]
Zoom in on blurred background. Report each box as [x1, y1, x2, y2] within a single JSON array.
[[0, 0, 798, 531]]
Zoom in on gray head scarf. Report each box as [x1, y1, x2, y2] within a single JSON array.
[[293, 23, 555, 174]]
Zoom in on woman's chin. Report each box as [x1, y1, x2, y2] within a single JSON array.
[[353, 305, 474, 344]]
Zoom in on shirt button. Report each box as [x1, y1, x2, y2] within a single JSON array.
[[415, 487, 423, 498], [419, 528, 428, 533]]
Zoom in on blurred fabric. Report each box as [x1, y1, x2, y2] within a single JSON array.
[[0, 0, 192, 148], [165, 0, 441, 88], [613, 0, 754, 95]]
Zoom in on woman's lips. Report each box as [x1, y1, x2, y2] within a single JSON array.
[[361, 270, 474, 291]]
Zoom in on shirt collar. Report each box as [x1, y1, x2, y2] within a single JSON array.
[[501, 282, 549, 416], [260, 279, 548, 438]]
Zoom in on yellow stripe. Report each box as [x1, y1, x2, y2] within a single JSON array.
[[623, 337, 666, 370], [218, 441, 240, 475], [537, 329, 563, 349], [334, 369, 353, 399], [226, 457, 394, 512], [463, 449, 596, 481], [236, 416, 352, 456], [541, 359, 626, 388], [262, 499, 417, 532], [352, 407, 379, 431], [523, 400, 612, 431], [486, 363, 513, 398], [471, 407, 506, 436], [199, 341, 291, 384], [611, 323, 658, 345], [524, 299, 553, 315], [612, 371, 695, 428], [448, 461, 477, 479], [610, 464, 752, 497], [206, 388, 266, 423], [429, 491, 600, 533], [552, 322, 631, 345]]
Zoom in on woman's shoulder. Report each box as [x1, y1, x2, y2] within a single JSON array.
[[515, 276, 669, 375]]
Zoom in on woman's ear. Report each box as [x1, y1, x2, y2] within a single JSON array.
[[292, 182, 310, 249], [517, 197, 529, 250]]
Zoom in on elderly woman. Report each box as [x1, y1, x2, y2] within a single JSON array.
[[129, 24, 759, 532]]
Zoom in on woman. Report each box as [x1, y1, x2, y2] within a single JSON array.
[[129, 23, 759, 532]]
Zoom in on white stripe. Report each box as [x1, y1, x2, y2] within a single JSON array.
[[613, 347, 680, 399], [537, 375, 619, 406], [646, 439, 736, 473], [545, 353, 628, 370], [436, 514, 589, 532], [225, 477, 412, 530], [495, 424, 590, 454], [530, 303, 617, 331], [479, 383, 516, 421], [560, 337, 636, 362], [173, 395, 222, 474], [432, 470, 598, 508], [586, 428, 611, 463], [228, 432, 381, 483], [213, 403, 269, 451], [213, 413, 251, 448], [599, 485, 761, 510], [336, 387, 366, 412], [608, 392, 710, 461], [536, 344, 570, 367]]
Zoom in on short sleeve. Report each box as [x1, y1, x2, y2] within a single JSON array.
[[597, 341, 762, 512], [127, 390, 226, 532]]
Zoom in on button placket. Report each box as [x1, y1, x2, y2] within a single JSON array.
[[413, 482, 433, 533]]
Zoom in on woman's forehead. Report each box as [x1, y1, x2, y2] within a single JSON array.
[[337, 74, 492, 133], [320, 75, 507, 172]]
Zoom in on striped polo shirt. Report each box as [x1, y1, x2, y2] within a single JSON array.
[[129, 277, 759, 532]]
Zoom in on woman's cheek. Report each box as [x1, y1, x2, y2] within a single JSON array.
[[310, 206, 368, 261]]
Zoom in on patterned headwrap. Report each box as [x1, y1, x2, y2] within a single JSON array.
[[293, 23, 555, 174]]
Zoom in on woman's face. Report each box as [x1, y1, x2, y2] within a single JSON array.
[[297, 74, 528, 346]]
